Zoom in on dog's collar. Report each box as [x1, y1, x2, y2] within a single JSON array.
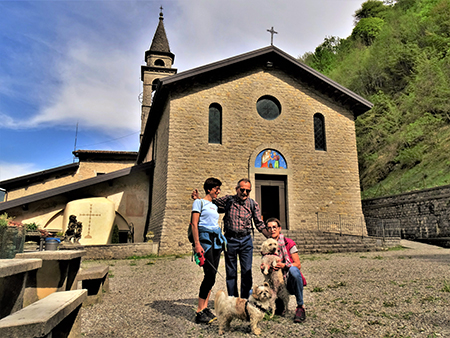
[[244, 300, 271, 320], [261, 252, 278, 257]]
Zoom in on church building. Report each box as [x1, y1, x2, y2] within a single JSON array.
[[0, 11, 372, 255], [137, 11, 373, 253]]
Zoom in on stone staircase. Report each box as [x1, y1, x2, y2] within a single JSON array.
[[252, 229, 379, 254]]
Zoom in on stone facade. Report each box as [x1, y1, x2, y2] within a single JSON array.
[[362, 185, 450, 239], [140, 51, 371, 254]]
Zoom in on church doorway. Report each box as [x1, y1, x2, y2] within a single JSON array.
[[255, 174, 287, 229]]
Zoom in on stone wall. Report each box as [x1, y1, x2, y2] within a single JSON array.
[[362, 185, 450, 239], [82, 242, 159, 260], [147, 102, 170, 248], [148, 67, 365, 254]]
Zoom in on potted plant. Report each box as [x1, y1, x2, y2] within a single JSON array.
[[0, 213, 26, 258]]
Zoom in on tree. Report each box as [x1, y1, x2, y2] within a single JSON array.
[[300, 36, 342, 73], [354, 0, 390, 23], [352, 17, 385, 45]]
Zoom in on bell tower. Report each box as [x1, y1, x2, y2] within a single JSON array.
[[140, 8, 177, 140]]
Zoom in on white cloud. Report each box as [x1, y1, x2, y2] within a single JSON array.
[[30, 41, 142, 132], [0, 162, 41, 182]]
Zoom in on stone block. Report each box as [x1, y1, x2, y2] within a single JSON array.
[[0, 289, 87, 338], [76, 265, 109, 306]]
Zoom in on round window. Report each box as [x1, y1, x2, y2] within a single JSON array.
[[256, 96, 281, 120]]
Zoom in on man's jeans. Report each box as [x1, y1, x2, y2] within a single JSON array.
[[224, 234, 253, 298], [286, 266, 304, 306]]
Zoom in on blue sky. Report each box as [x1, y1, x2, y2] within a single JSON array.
[[0, 0, 363, 181]]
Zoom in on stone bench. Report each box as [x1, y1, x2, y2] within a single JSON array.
[[15, 250, 86, 307], [0, 289, 87, 338], [77, 265, 109, 306], [0, 259, 42, 320]]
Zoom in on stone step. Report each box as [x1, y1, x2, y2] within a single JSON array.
[[252, 230, 378, 254]]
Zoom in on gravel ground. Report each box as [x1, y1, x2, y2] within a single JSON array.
[[81, 240, 450, 338]]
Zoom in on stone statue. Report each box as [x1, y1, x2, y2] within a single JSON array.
[[63, 215, 83, 243]]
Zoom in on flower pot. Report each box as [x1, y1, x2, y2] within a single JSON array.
[[0, 226, 26, 258]]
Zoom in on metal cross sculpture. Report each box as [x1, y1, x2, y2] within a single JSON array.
[[267, 26, 278, 45]]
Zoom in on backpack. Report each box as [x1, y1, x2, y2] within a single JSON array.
[[188, 199, 203, 244]]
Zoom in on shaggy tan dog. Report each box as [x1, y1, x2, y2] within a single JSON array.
[[214, 283, 274, 335], [260, 238, 290, 314]]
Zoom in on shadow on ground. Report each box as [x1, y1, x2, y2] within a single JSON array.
[[147, 298, 256, 335], [147, 298, 214, 321]]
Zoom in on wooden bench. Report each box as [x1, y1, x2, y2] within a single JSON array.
[[77, 265, 109, 306], [0, 289, 87, 338]]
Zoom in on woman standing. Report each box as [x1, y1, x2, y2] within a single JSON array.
[[190, 177, 226, 324]]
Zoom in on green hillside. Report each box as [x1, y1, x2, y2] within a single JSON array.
[[300, 0, 450, 199]]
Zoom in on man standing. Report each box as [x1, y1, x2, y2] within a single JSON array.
[[193, 178, 269, 298], [264, 217, 306, 323]]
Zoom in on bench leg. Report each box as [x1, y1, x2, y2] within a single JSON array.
[[82, 280, 103, 306], [0, 272, 26, 319], [51, 304, 82, 338]]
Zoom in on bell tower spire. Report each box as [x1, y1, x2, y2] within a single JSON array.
[[140, 8, 177, 140]]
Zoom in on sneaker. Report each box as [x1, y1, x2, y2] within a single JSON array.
[[294, 306, 306, 323], [195, 309, 214, 324], [203, 308, 217, 322]]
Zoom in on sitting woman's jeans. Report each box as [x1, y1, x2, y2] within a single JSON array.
[[286, 266, 304, 307]]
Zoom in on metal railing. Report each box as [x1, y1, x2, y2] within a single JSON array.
[[365, 218, 401, 238], [316, 212, 366, 237]]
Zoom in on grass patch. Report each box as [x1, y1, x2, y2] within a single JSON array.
[[373, 255, 384, 260], [387, 245, 406, 251], [441, 280, 450, 292], [301, 255, 329, 261], [421, 296, 439, 303], [126, 254, 159, 260], [403, 311, 413, 320], [328, 327, 341, 334], [383, 301, 396, 307], [108, 273, 114, 278], [353, 309, 362, 317], [312, 286, 324, 293], [263, 313, 280, 322], [328, 281, 347, 289]]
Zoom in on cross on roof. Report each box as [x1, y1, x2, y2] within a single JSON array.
[[267, 26, 278, 46]]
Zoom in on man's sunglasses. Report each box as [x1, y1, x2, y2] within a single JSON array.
[[239, 188, 251, 194]]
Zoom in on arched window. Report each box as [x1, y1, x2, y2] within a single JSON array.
[[154, 59, 165, 66], [314, 113, 326, 151], [209, 103, 222, 144]]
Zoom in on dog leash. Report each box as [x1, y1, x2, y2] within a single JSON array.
[[204, 257, 226, 280]]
